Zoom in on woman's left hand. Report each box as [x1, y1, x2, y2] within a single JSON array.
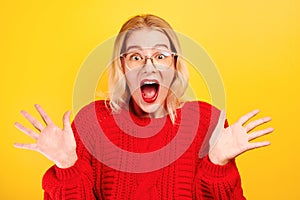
[[208, 109, 274, 165]]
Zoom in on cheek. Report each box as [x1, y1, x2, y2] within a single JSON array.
[[125, 72, 138, 93], [159, 71, 175, 97], [163, 70, 176, 87]]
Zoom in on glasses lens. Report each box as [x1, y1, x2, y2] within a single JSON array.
[[153, 51, 173, 68], [123, 50, 174, 70], [124, 52, 144, 69]]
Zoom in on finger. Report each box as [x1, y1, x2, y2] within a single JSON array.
[[14, 143, 38, 151], [238, 109, 260, 125], [20, 110, 44, 131], [245, 117, 272, 132], [14, 122, 39, 140], [247, 141, 271, 150], [63, 110, 72, 131], [34, 104, 54, 125], [248, 127, 274, 141]]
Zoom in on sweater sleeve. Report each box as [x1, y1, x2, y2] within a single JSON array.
[[194, 156, 246, 200], [42, 102, 104, 200]]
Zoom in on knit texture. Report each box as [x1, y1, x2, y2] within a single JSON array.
[[42, 100, 246, 200]]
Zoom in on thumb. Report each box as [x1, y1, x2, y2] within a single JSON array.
[[209, 109, 226, 147], [199, 109, 226, 158], [63, 110, 72, 131], [219, 109, 226, 126]]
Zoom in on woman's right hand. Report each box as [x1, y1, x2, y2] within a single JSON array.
[[14, 104, 77, 169]]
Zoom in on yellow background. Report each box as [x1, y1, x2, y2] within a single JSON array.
[[1, 0, 299, 199]]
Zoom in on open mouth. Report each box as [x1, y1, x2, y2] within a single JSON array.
[[140, 79, 160, 103]]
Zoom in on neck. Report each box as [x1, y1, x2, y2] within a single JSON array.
[[129, 98, 167, 118]]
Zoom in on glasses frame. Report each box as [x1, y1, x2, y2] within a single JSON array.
[[120, 49, 178, 70]]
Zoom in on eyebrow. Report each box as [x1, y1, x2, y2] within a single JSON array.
[[126, 44, 170, 52]]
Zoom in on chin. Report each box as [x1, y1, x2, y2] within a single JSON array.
[[132, 95, 167, 118]]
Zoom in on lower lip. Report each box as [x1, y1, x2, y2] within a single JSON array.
[[141, 86, 159, 103]]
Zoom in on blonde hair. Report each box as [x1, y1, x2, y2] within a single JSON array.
[[108, 14, 189, 123]]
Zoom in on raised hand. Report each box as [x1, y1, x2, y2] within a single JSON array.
[[208, 109, 274, 165], [14, 104, 77, 168]]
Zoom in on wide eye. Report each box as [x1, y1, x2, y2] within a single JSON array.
[[156, 52, 171, 60], [157, 54, 165, 60], [129, 53, 142, 61]]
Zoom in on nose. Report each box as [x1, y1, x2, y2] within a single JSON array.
[[143, 57, 157, 72]]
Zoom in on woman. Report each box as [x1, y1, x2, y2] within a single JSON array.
[[14, 14, 273, 199]]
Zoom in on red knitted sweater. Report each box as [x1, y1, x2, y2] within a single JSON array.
[[42, 100, 246, 199]]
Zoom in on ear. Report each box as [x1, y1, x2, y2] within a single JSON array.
[[120, 56, 126, 73], [174, 54, 178, 70]]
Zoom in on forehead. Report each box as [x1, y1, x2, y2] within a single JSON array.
[[125, 28, 171, 50]]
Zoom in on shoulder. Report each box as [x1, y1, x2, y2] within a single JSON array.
[[181, 101, 221, 116], [183, 101, 229, 128], [73, 100, 112, 123], [71, 100, 112, 143], [180, 101, 223, 125]]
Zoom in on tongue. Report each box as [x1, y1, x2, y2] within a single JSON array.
[[142, 85, 157, 99]]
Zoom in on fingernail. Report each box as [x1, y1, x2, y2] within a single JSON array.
[[268, 127, 274, 131], [265, 117, 272, 121]]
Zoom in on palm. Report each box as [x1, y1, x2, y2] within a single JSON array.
[[14, 104, 77, 168], [208, 109, 273, 165]]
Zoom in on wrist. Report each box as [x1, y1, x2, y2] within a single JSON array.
[[208, 150, 229, 166], [56, 151, 78, 169]]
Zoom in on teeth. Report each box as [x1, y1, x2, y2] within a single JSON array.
[[143, 81, 157, 85]]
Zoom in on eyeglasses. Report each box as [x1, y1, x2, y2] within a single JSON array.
[[120, 49, 177, 70]]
